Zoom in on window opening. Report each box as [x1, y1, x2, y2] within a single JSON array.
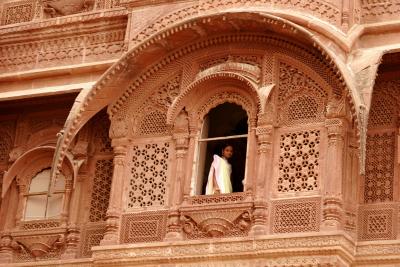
[[196, 103, 248, 195], [24, 168, 65, 220]]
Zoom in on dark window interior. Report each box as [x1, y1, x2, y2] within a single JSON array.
[[199, 103, 248, 194]]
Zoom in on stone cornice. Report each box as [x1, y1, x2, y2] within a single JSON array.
[[92, 233, 355, 265], [0, 8, 128, 42]]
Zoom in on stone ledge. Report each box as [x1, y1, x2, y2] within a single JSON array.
[[92, 232, 355, 265]]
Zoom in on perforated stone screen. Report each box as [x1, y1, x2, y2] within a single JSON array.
[[277, 130, 320, 193], [89, 159, 113, 222], [364, 132, 394, 203], [128, 142, 169, 209]]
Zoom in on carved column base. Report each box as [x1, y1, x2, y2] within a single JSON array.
[[0, 234, 15, 264], [321, 196, 343, 231], [249, 201, 268, 236], [101, 213, 120, 245], [164, 210, 183, 241], [61, 226, 80, 259]]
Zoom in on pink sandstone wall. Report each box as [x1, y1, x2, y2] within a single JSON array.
[[0, 0, 399, 266]]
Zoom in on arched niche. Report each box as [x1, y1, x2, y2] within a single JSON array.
[[167, 73, 260, 197], [2, 146, 73, 199]]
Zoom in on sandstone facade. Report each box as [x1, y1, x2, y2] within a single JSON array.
[[0, 0, 400, 266]]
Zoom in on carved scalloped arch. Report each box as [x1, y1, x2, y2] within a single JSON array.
[[196, 90, 256, 127], [167, 72, 261, 126], [2, 146, 73, 198], [52, 11, 360, 177]]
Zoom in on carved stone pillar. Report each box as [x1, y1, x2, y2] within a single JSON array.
[[166, 110, 189, 240], [60, 178, 77, 259], [101, 138, 128, 245], [14, 184, 26, 227], [60, 179, 73, 225], [322, 118, 346, 230], [250, 124, 272, 235]]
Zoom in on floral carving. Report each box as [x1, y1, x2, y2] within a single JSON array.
[[43, 0, 95, 17], [181, 209, 252, 239]]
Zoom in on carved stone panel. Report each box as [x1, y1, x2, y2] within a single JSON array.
[[120, 210, 168, 243], [271, 198, 321, 233]]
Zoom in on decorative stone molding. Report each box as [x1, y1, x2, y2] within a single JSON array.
[[14, 234, 63, 258], [92, 234, 354, 265], [0, 11, 127, 73]]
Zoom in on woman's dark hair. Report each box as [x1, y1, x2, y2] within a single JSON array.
[[221, 143, 233, 151], [219, 142, 233, 157]]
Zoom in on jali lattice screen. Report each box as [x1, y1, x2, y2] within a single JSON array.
[[277, 130, 320, 193], [128, 142, 169, 209]]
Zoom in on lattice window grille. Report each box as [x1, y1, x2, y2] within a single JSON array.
[[369, 93, 397, 128], [120, 211, 168, 243], [358, 205, 396, 241], [128, 142, 169, 209], [277, 129, 321, 193], [89, 159, 113, 222], [284, 94, 323, 126], [364, 131, 395, 203], [272, 198, 320, 233], [1, 1, 35, 25], [80, 222, 106, 257], [93, 118, 112, 154], [137, 110, 168, 136]]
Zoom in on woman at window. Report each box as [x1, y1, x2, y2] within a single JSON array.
[[205, 144, 233, 195]]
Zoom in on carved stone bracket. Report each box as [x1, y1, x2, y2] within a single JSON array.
[[179, 197, 253, 239], [181, 209, 251, 238], [14, 234, 64, 258]]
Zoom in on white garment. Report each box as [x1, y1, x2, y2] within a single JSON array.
[[205, 155, 233, 195]]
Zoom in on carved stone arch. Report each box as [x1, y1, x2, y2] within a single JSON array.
[[195, 89, 256, 128], [195, 62, 261, 84], [167, 72, 261, 127], [27, 126, 60, 149], [53, 11, 360, 176], [2, 146, 74, 198]]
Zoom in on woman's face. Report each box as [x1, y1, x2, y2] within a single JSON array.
[[222, 145, 233, 159]]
